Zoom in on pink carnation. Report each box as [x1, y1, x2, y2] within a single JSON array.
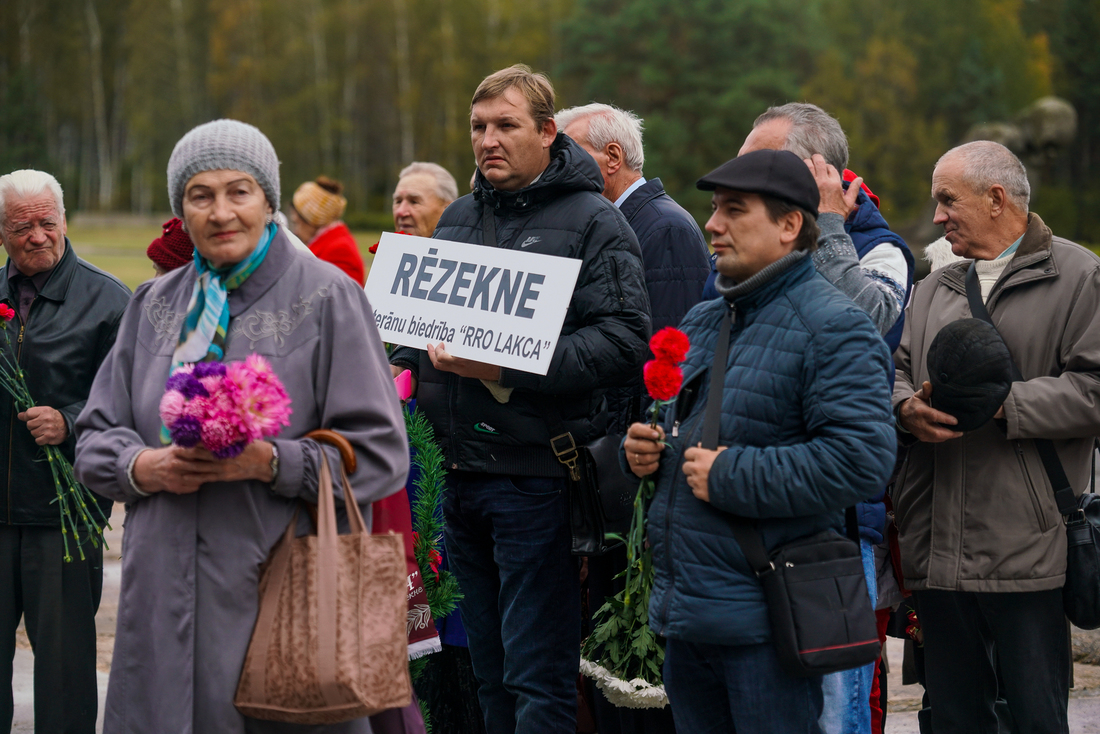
[[200, 412, 244, 454], [159, 390, 187, 426], [183, 395, 211, 420]]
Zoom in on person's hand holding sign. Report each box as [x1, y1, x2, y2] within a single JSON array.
[[428, 342, 503, 381]]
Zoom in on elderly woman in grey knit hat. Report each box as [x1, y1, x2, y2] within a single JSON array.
[[74, 119, 410, 733]]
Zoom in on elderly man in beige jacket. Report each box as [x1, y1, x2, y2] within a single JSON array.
[[893, 140, 1100, 734]]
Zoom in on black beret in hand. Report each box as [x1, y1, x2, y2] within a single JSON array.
[[926, 318, 1014, 432]]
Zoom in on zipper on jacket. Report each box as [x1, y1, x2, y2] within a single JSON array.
[[609, 256, 625, 307], [658, 302, 736, 626]]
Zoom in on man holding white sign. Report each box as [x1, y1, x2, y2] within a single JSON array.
[[388, 64, 650, 734]]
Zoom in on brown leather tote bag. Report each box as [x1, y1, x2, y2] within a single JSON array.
[[235, 432, 412, 723]]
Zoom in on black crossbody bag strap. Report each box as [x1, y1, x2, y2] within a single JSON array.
[[964, 263, 1078, 516], [699, 307, 776, 576]]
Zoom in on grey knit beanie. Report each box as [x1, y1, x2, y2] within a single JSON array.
[[167, 119, 280, 218]]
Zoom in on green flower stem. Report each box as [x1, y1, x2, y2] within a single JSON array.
[[0, 322, 108, 561], [581, 399, 671, 688]]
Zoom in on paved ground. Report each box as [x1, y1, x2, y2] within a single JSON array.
[[882, 636, 1100, 733], [11, 508, 122, 734], [11, 505, 1100, 732]]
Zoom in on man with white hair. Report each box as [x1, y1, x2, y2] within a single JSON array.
[[558, 103, 710, 336], [392, 161, 459, 238], [893, 141, 1100, 733], [0, 170, 131, 733]]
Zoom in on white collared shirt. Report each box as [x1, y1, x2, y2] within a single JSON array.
[[613, 177, 647, 208]]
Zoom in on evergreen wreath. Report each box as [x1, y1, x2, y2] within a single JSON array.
[[404, 404, 462, 728]]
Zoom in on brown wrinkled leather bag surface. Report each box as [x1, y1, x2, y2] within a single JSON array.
[[235, 451, 412, 724]]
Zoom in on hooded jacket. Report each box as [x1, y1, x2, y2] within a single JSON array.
[[644, 252, 895, 646], [0, 240, 131, 525], [391, 133, 650, 477], [892, 214, 1100, 592]]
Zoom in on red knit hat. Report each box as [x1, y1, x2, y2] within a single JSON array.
[[147, 217, 195, 272]]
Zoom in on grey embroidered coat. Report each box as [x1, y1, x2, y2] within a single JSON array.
[[74, 231, 409, 733]]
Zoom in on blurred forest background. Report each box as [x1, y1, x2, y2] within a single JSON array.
[[2, 0, 1098, 244]]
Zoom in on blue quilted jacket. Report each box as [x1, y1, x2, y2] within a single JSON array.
[[643, 252, 896, 647]]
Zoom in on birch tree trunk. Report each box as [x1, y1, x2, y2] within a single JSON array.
[[440, 0, 458, 173], [169, 0, 196, 123], [308, 0, 335, 173], [85, 0, 114, 209], [393, 0, 414, 165], [17, 0, 35, 70], [340, 1, 361, 194]]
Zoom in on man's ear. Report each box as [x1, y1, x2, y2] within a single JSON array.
[[605, 142, 624, 176], [988, 184, 1007, 219], [778, 209, 803, 246], [541, 118, 558, 148]]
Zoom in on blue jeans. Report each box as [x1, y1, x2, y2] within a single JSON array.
[[664, 639, 823, 733], [442, 472, 579, 734], [818, 538, 879, 734]]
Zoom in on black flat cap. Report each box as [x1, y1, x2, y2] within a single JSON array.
[[926, 318, 1014, 432], [697, 149, 820, 218]]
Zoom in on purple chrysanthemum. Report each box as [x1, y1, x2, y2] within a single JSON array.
[[193, 361, 227, 379], [165, 372, 209, 400], [169, 415, 203, 448], [212, 442, 245, 459]]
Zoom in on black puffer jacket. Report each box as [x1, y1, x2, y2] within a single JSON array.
[[391, 134, 651, 476], [0, 240, 131, 525]]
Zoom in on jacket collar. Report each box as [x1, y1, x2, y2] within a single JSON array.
[[938, 213, 1054, 306], [618, 177, 667, 223], [227, 227, 297, 316], [0, 237, 78, 304], [714, 250, 813, 311]]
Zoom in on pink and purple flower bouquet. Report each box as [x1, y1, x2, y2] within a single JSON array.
[[159, 354, 292, 458]]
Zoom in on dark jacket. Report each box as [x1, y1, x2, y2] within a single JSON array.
[[620, 178, 710, 332], [391, 134, 651, 477], [642, 252, 895, 646], [607, 178, 712, 432], [703, 190, 913, 545], [0, 240, 131, 525]]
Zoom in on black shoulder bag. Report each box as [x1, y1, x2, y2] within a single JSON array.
[[964, 263, 1100, 629], [702, 307, 881, 677], [548, 411, 635, 556], [479, 202, 634, 556]]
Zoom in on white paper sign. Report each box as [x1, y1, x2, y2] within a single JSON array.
[[365, 232, 582, 375]]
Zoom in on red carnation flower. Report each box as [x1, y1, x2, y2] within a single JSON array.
[[428, 548, 443, 581], [650, 327, 690, 363], [644, 359, 683, 401], [369, 230, 411, 255], [0, 304, 13, 322]]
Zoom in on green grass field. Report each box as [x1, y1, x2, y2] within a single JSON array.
[[67, 220, 381, 290], [61, 218, 1100, 292]]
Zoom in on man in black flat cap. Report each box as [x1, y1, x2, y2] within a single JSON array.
[[624, 149, 896, 732], [893, 140, 1100, 734]]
